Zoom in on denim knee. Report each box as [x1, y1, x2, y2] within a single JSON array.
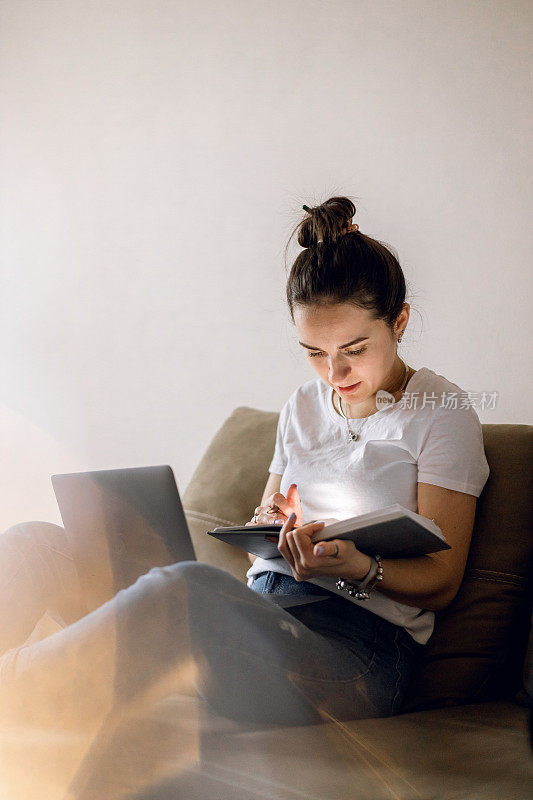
[[130, 560, 230, 597], [1, 520, 67, 547], [151, 560, 240, 590]]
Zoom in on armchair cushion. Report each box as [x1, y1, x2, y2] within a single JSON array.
[[183, 407, 278, 583], [403, 423, 533, 710]]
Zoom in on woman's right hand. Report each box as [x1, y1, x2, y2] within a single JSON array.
[[244, 483, 303, 527]]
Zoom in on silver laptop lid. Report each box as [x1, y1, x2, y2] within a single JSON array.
[[52, 465, 196, 611]]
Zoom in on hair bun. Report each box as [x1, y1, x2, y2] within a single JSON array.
[[298, 196, 357, 248]]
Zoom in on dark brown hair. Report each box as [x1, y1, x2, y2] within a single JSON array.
[[285, 196, 408, 336]]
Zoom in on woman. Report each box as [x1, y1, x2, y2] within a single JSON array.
[[0, 196, 490, 740]]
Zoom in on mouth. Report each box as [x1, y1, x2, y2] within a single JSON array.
[[336, 382, 361, 394]]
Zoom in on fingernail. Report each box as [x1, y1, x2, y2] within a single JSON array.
[[275, 519, 284, 525], [316, 545, 325, 555], [287, 512, 296, 524]]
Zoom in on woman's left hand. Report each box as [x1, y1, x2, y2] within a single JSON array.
[[266, 513, 371, 582]]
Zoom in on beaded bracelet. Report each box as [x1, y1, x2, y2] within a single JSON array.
[[336, 555, 384, 601]]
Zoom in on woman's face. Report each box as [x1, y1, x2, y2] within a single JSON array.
[[293, 301, 408, 413]]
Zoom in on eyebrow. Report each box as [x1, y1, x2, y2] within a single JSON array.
[[298, 336, 370, 351]]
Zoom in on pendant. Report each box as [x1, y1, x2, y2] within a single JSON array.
[[349, 432, 359, 442]]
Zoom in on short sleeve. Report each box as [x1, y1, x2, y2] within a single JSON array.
[[417, 406, 490, 497], [268, 397, 291, 475]]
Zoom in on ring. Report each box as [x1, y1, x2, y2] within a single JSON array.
[[333, 542, 339, 558], [265, 505, 278, 515]]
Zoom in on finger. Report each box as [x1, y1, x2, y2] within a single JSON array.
[[255, 512, 286, 525], [313, 538, 343, 558], [286, 484, 304, 526], [290, 520, 327, 538], [284, 520, 326, 579], [290, 522, 326, 567], [285, 533, 302, 577], [255, 503, 280, 516], [277, 512, 296, 569], [264, 493, 295, 520], [287, 528, 308, 574]]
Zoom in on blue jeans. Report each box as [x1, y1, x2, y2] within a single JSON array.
[[0, 523, 421, 732], [112, 563, 421, 728], [243, 570, 421, 725]]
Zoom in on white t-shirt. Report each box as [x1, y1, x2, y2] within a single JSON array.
[[246, 367, 490, 644]]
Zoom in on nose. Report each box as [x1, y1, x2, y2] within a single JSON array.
[[327, 355, 351, 385]]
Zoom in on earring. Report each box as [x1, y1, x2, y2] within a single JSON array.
[[398, 331, 404, 343]]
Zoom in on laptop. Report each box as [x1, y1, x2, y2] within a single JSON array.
[[52, 465, 196, 613], [52, 464, 331, 612]]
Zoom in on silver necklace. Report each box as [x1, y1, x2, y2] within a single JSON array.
[[334, 361, 410, 443]]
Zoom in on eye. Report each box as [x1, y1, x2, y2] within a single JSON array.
[[308, 346, 367, 358]]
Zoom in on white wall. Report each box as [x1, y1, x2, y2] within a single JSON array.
[[1, 0, 531, 529]]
